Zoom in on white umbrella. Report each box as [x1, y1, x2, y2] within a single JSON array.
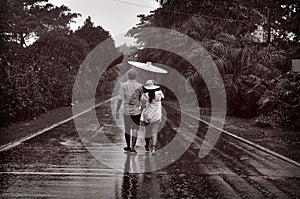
[[128, 61, 168, 74]]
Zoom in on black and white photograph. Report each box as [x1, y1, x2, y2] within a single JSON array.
[[0, 0, 300, 198]]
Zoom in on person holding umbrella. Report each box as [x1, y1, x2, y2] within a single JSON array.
[[127, 61, 167, 153], [140, 79, 164, 154]]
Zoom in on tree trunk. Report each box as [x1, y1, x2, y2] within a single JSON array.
[[267, 8, 271, 44]]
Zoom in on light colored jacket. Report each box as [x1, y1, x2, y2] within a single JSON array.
[[118, 80, 142, 115], [140, 90, 164, 123]]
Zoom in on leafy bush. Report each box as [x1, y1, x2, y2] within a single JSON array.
[[257, 72, 300, 129], [1, 13, 122, 126]]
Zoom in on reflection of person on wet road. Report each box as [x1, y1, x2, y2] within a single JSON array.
[[121, 153, 160, 198], [141, 80, 164, 154], [116, 69, 142, 153], [122, 154, 138, 198]]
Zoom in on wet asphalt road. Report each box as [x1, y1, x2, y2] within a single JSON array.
[[0, 99, 300, 198]]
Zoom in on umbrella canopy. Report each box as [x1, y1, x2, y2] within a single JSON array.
[[128, 61, 168, 74]]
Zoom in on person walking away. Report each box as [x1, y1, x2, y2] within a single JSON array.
[[116, 69, 142, 153], [140, 80, 164, 154], [128, 84, 149, 151]]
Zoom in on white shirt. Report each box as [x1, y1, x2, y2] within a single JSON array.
[[140, 90, 164, 123]]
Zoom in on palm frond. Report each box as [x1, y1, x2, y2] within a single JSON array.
[[246, 82, 268, 97], [187, 71, 201, 84], [257, 94, 277, 110], [223, 74, 241, 101], [216, 33, 240, 47], [251, 63, 274, 79], [211, 41, 226, 56]]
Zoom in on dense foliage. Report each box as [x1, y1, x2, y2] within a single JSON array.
[[0, 0, 122, 126], [128, 0, 300, 129]]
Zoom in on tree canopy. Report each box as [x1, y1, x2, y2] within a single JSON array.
[[4, 0, 80, 46], [127, 0, 300, 128], [1, 0, 122, 126]]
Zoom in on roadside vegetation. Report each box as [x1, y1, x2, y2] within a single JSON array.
[[128, 0, 300, 130], [0, 0, 122, 126]]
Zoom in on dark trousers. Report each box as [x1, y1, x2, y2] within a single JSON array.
[[123, 114, 141, 147]]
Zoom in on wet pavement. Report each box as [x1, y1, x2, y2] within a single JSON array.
[[0, 99, 300, 198]]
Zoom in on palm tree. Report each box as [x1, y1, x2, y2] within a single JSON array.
[[183, 26, 290, 118], [129, 0, 298, 126]]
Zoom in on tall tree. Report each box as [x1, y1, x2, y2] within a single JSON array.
[[5, 0, 80, 46], [74, 16, 111, 50]]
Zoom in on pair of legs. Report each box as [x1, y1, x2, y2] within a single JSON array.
[[123, 114, 141, 152], [144, 120, 160, 153]]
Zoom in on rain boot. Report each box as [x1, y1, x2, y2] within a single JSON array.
[[130, 136, 138, 154], [145, 138, 150, 152]]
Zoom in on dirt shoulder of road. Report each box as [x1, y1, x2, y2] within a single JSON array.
[[0, 96, 110, 146], [198, 108, 300, 163], [166, 101, 299, 163], [0, 106, 73, 146]]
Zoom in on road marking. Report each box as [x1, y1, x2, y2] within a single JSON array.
[[0, 170, 168, 176], [0, 171, 118, 176], [47, 168, 118, 171], [0, 97, 116, 152], [168, 105, 300, 167]]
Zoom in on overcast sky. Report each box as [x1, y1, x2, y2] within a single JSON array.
[[48, 0, 160, 45]]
